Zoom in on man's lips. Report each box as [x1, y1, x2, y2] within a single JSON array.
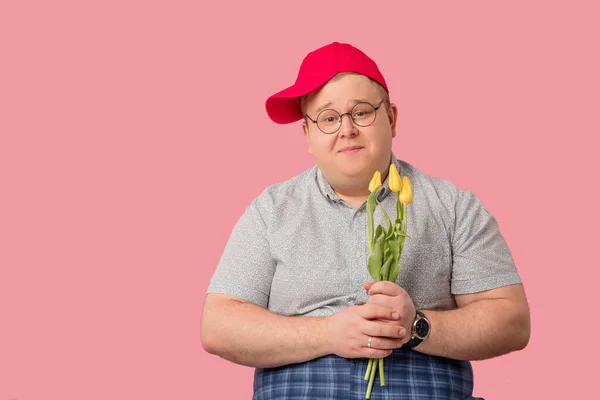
[[338, 145, 364, 153]]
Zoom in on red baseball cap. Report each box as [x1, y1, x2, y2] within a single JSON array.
[[265, 42, 389, 124]]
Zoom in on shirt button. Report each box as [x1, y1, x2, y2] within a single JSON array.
[[355, 251, 361, 258]]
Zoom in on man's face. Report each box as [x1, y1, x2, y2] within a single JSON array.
[[302, 73, 397, 193]]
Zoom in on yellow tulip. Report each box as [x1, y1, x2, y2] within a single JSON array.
[[368, 170, 382, 192], [399, 176, 413, 204], [388, 164, 402, 193]]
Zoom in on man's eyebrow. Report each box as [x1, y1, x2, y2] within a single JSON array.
[[350, 98, 376, 105], [314, 99, 376, 114], [314, 101, 333, 114]]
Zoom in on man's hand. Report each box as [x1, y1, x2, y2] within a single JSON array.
[[364, 281, 416, 344], [325, 303, 407, 359]]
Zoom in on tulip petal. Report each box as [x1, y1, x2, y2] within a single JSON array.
[[389, 164, 402, 193], [399, 176, 413, 204], [369, 171, 382, 193]]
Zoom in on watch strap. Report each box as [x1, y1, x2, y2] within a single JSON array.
[[403, 336, 423, 349], [404, 311, 429, 349]]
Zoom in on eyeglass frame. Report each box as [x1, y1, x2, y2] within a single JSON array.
[[304, 99, 386, 134]]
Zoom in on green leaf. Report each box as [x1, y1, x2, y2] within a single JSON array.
[[383, 240, 391, 258], [382, 241, 391, 281], [367, 186, 379, 215], [367, 256, 381, 282], [366, 188, 379, 253], [380, 257, 392, 282], [396, 231, 412, 239], [368, 235, 384, 282], [377, 201, 393, 235], [388, 258, 400, 283], [387, 236, 400, 282], [375, 224, 384, 241], [386, 220, 394, 239]]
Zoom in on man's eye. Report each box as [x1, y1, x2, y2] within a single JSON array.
[[354, 109, 372, 119], [320, 116, 337, 123]]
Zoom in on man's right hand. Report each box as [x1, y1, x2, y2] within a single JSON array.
[[325, 304, 407, 359]]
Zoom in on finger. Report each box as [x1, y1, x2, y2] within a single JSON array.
[[364, 295, 403, 321], [366, 295, 415, 323], [368, 281, 404, 296], [357, 303, 400, 321], [363, 335, 405, 350], [366, 294, 397, 309], [363, 320, 406, 339], [363, 282, 374, 292], [359, 348, 393, 359]]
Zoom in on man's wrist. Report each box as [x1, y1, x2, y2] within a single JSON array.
[[318, 316, 335, 356], [404, 310, 431, 349]]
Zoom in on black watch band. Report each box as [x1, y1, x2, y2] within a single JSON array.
[[404, 336, 423, 349], [404, 310, 430, 349]]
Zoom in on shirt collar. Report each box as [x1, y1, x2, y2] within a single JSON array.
[[316, 152, 401, 203]]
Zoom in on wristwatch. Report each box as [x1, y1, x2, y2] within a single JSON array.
[[404, 310, 431, 349]]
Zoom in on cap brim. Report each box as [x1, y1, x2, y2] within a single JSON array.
[[265, 72, 337, 124]]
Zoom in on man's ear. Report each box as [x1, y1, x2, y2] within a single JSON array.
[[388, 103, 398, 139], [302, 121, 313, 154]]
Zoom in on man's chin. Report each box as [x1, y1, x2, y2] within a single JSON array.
[[318, 162, 372, 184], [339, 170, 372, 188]]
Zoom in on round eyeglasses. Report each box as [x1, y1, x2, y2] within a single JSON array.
[[305, 100, 385, 134]]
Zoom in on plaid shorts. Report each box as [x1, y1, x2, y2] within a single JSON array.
[[253, 347, 484, 400]]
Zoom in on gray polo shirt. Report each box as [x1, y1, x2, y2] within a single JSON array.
[[207, 153, 521, 317]]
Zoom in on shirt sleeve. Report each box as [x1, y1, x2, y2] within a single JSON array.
[[450, 189, 522, 294], [206, 196, 276, 307]]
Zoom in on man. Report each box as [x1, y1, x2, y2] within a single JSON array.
[[201, 42, 530, 400]]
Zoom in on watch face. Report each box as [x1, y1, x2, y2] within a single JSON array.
[[415, 318, 430, 338]]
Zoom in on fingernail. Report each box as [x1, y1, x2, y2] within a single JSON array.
[[392, 312, 399, 319]]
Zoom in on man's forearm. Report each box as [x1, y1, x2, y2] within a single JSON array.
[[415, 298, 530, 360], [201, 296, 330, 368]]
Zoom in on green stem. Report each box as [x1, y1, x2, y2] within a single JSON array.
[[378, 358, 385, 386], [364, 358, 373, 380], [403, 203, 407, 233], [366, 358, 378, 399], [367, 214, 373, 254], [366, 185, 380, 254], [399, 203, 408, 249]]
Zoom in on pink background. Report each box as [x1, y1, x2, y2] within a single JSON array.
[[1, 1, 598, 399]]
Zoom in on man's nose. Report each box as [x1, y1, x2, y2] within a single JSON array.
[[338, 113, 358, 137]]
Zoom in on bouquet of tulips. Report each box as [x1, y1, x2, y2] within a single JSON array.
[[363, 163, 412, 399]]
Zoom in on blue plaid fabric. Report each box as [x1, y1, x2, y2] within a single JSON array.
[[253, 347, 484, 400]]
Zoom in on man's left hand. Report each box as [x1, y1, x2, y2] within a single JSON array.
[[364, 281, 416, 344]]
